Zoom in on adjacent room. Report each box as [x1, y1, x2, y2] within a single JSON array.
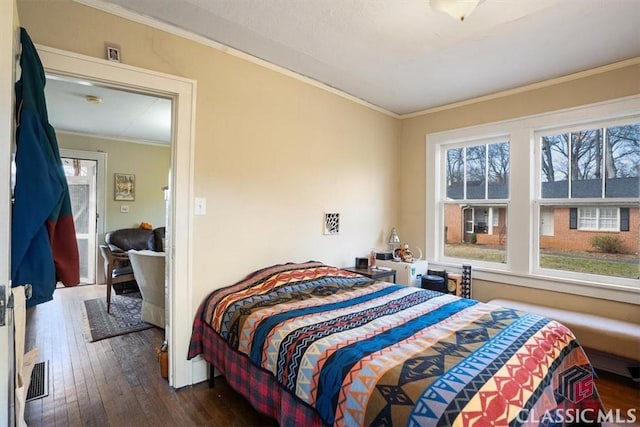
[[2, 0, 638, 425]]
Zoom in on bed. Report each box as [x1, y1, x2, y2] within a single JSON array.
[[188, 261, 603, 426]]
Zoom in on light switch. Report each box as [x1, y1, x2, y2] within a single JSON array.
[[120, 205, 129, 213], [195, 197, 206, 215]]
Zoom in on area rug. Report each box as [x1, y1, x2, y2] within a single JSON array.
[[82, 292, 153, 342]]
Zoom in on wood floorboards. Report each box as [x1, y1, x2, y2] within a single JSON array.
[[23, 284, 638, 426], [23, 285, 275, 427]]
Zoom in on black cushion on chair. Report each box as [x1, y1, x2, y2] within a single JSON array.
[[105, 227, 166, 252], [112, 280, 139, 295], [106, 228, 155, 251], [112, 265, 134, 277], [152, 227, 166, 252]]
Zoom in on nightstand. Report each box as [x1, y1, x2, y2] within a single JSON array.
[[375, 259, 428, 287], [343, 267, 396, 283]]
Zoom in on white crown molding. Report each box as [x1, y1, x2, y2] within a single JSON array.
[[56, 129, 171, 147], [402, 57, 640, 119]]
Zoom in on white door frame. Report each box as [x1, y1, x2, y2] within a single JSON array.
[[37, 45, 197, 388], [60, 148, 106, 285]]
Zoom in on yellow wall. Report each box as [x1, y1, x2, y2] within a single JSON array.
[[400, 63, 640, 319], [17, 0, 638, 318], [18, 0, 401, 301], [57, 132, 170, 232]]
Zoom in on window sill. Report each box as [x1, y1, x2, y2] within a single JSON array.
[[427, 261, 640, 305]]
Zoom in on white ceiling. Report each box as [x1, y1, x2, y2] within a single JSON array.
[[45, 75, 172, 144], [96, 0, 640, 115], [46, 0, 640, 143]]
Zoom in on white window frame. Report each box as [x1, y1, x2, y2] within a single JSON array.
[[426, 95, 640, 304], [440, 137, 511, 269]]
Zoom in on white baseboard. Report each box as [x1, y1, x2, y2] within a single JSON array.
[[190, 356, 209, 384]]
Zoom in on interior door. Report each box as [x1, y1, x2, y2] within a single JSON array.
[[0, 0, 20, 425]]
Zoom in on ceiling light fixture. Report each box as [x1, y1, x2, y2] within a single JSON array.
[[430, 0, 479, 21], [85, 95, 102, 104]]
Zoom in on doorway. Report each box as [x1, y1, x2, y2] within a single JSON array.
[[38, 46, 196, 388], [60, 149, 107, 285], [64, 157, 97, 284]]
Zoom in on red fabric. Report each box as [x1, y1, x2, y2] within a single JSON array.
[[47, 215, 79, 286], [191, 306, 326, 426]]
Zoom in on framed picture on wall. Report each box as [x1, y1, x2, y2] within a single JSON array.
[[114, 173, 135, 201], [106, 44, 121, 62]]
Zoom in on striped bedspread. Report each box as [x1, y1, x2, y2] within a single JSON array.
[[189, 261, 602, 426]]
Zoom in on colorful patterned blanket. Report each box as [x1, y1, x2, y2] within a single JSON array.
[[189, 262, 602, 426]]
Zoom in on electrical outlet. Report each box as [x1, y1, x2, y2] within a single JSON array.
[[195, 197, 206, 215]]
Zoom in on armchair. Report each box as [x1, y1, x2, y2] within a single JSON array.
[[128, 249, 166, 328], [100, 226, 166, 313]]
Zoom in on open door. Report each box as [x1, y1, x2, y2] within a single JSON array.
[[0, 0, 20, 425]]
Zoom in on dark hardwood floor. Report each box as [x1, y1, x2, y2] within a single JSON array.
[[23, 284, 275, 427], [23, 284, 638, 426]]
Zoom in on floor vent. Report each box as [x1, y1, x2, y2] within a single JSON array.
[[26, 361, 49, 401]]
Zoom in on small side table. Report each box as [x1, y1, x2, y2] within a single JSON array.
[[344, 267, 396, 283]]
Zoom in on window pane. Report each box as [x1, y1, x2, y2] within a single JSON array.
[[578, 207, 597, 230], [605, 124, 640, 198], [446, 148, 464, 200], [444, 204, 507, 264], [466, 145, 486, 199], [598, 207, 618, 231], [488, 142, 509, 199], [571, 128, 603, 198], [539, 205, 638, 279], [541, 134, 569, 198]]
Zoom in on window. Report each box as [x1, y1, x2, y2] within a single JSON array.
[[427, 96, 640, 295], [443, 140, 509, 264], [577, 207, 619, 231], [538, 122, 639, 280]]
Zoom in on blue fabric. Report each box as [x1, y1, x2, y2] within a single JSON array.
[[12, 28, 75, 307], [315, 298, 476, 423], [12, 103, 63, 307], [249, 283, 400, 364]]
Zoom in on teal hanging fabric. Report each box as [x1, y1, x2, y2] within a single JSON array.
[[12, 27, 80, 307]]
